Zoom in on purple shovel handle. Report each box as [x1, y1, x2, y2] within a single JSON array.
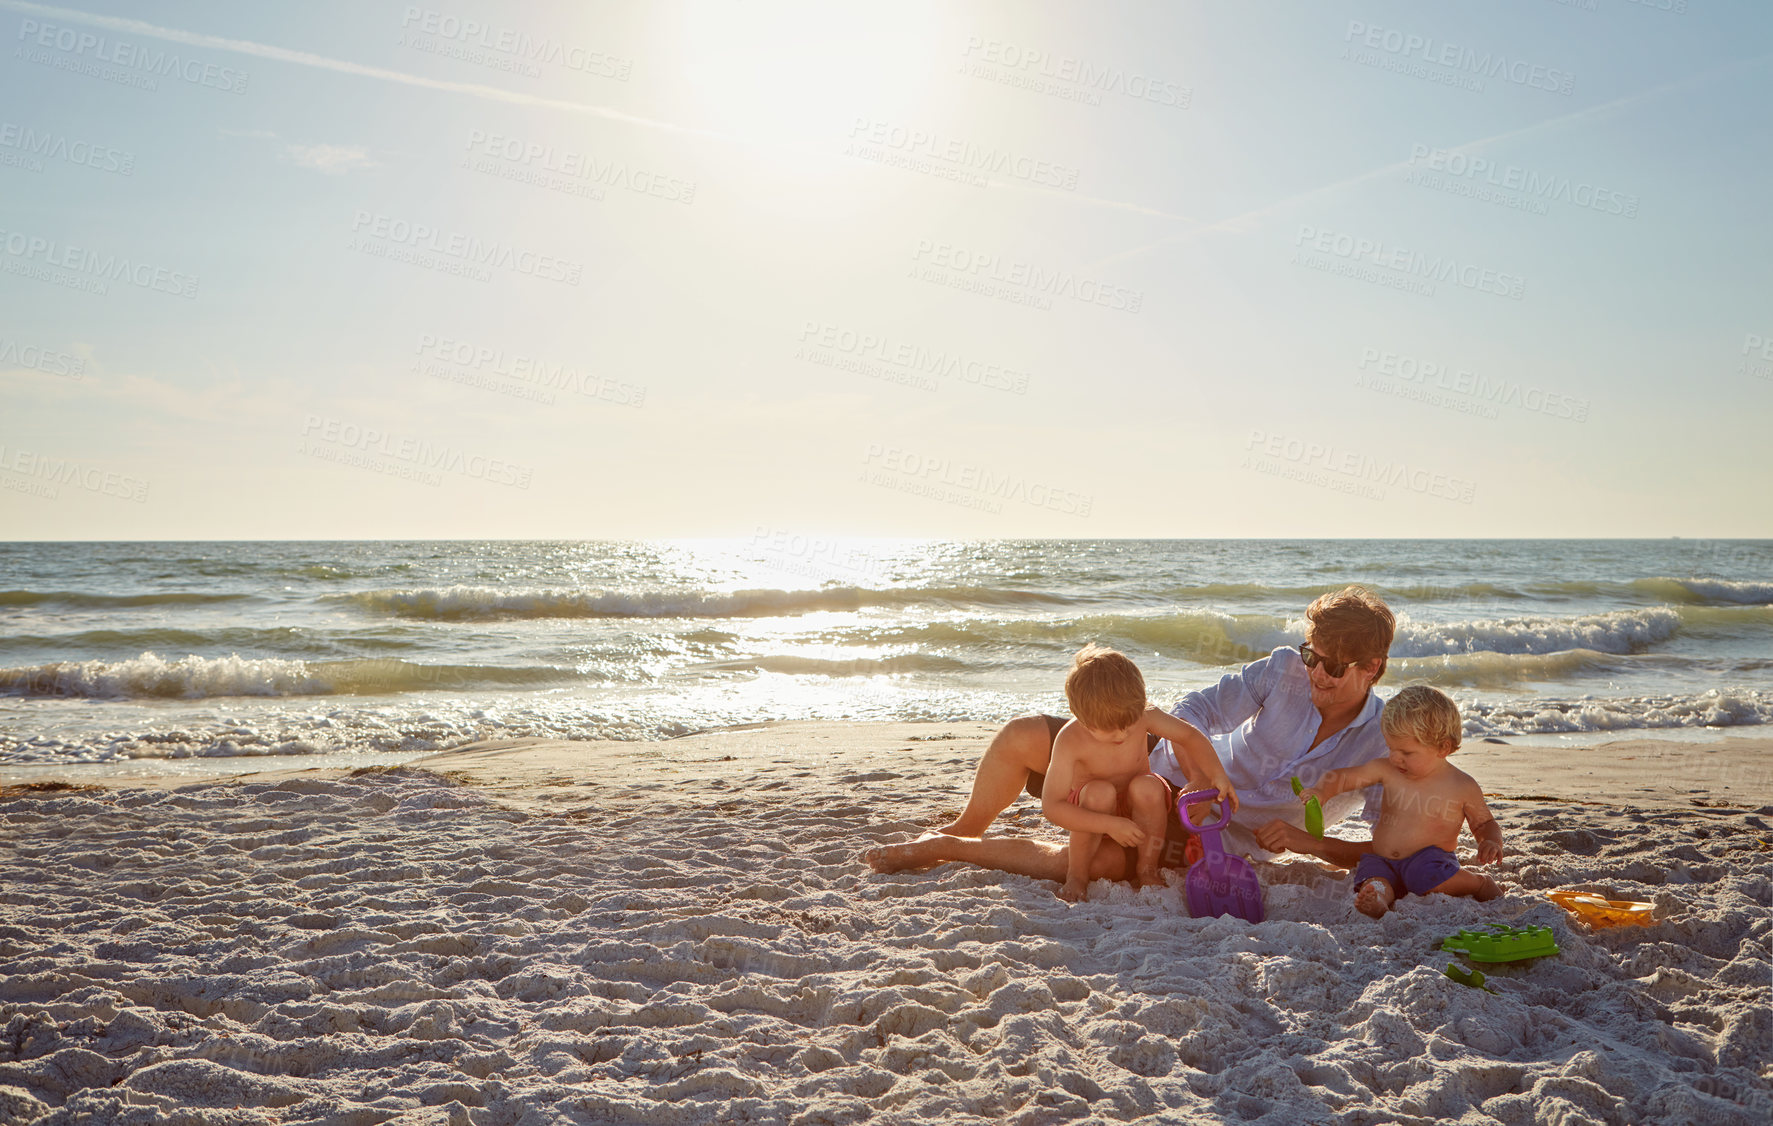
[[1175, 787, 1263, 922], [1177, 789, 1228, 833]]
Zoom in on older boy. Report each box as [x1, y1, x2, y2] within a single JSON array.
[[1303, 685, 1502, 918], [1045, 645, 1238, 902]]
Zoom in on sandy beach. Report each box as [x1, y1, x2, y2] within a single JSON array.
[[2, 723, 1770, 1124]]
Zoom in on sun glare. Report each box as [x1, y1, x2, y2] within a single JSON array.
[[668, 4, 957, 158]]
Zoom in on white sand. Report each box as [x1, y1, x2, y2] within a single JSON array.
[[1, 723, 1769, 1124]]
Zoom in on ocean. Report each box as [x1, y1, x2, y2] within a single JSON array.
[[1, 539, 1768, 767]]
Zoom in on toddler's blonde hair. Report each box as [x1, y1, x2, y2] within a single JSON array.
[[1381, 685, 1463, 751]]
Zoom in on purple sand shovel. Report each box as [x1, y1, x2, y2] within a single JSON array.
[[1177, 789, 1265, 923]]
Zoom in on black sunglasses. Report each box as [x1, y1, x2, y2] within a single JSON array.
[[1299, 642, 1361, 678]]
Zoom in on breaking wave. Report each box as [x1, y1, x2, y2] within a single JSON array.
[[0, 653, 576, 699]]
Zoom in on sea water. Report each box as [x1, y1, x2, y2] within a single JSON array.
[[0, 539, 1768, 766]]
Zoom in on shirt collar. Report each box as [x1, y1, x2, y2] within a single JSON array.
[[1347, 688, 1385, 729]]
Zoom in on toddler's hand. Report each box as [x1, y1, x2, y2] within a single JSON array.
[[1300, 787, 1326, 807], [1476, 839, 1503, 865], [1106, 818, 1146, 848]]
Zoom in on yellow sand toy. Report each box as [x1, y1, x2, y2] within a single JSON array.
[[1543, 889, 1656, 929]]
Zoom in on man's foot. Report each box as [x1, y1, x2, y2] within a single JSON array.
[[1057, 878, 1088, 903], [1355, 878, 1396, 918], [863, 834, 957, 873], [1473, 874, 1503, 902]]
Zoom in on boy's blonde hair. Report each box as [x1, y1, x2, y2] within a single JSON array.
[[1065, 644, 1147, 731], [1382, 685, 1463, 751], [1306, 585, 1396, 681]]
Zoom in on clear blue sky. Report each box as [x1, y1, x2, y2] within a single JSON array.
[[3, 0, 1769, 538]]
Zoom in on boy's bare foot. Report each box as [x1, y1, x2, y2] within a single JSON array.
[[863, 834, 956, 873], [1355, 878, 1396, 918], [1057, 878, 1088, 903], [1133, 865, 1163, 890], [1473, 874, 1503, 901]]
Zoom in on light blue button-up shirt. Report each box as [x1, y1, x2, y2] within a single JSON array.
[[1150, 645, 1388, 830]]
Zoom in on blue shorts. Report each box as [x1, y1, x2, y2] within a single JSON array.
[[1353, 846, 1461, 897]]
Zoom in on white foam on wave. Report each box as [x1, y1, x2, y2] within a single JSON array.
[[1, 653, 329, 700], [1379, 607, 1686, 657], [1460, 688, 1773, 735], [1390, 648, 1619, 688], [0, 653, 571, 701], [0, 703, 485, 764], [1643, 577, 1773, 604]]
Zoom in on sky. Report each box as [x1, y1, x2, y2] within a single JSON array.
[[1, 0, 1769, 540]]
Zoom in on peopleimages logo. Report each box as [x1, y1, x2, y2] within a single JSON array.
[[797, 321, 1031, 395], [1293, 225, 1525, 300], [462, 130, 695, 203], [1244, 430, 1477, 505], [0, 122, 134, 175], [1342, 21, 1574, 96], [299, 415, 534, 488], [847, 118, 1080, 191], [910, 239, 1143, 313], [1357, 347, 1590, 423], [1407, 145, 1638, 218], [0, 443, 150, 502], [414, 334, 645, 406], [958, 38, 1190, 109], [349, 211, 583, 285], [1743, 333, 1773, 381], [0, 338, 85, 379], [399, 7, 631, 79], [16, 17, 249, 94], [749, 526, 891, 588], [0, 227, 199, 298], [861, 443, 1093, 517]]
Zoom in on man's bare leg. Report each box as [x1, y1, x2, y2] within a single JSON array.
[[935, 715, 1055, 837], [863, 834, 1127, 883], [1127, 775, 1171, 888], [1354, 877, 1397, 918]]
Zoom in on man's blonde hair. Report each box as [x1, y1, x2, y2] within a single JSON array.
[[1305, 585, 1396, 682], [1381, 685, 1463, 751], [1065, 644, 1147, 731]]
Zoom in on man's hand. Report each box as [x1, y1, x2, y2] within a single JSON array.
[[1105, 818, 1146, 848], [1255, 818, 1311, 854], [1475, 839, 1503, 865]]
